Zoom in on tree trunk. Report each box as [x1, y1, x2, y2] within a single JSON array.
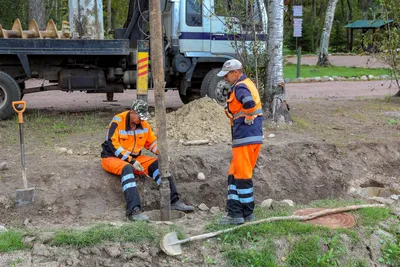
[[311, 0, 316, 52], [28, 0, 46, 29], [264, 0, 291, 124], [107, 0, 112, 33], [346, 0, 353, 51], [317, 0, 339, 67], [315, 1, 325, 49]]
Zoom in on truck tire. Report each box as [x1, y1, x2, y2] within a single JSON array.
[[179, 88, 200, 104], [0, 71, 21, 120], [201, 69, 229, 106], [200, 69, 215, 97]]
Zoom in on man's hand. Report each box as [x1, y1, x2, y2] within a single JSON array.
[[132, 161, 144, 172], [244, 117, 255, 125]]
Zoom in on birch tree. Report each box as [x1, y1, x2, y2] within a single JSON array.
[[107, 0, 112, 33], [264, 0, 291, 123], [28, 0, 46, 29], [317, 0, 339, 66]]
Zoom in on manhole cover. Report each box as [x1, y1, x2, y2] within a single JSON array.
[[294, 208, 357, 229]]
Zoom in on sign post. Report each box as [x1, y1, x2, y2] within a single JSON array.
[[293, 4, 303, 78]]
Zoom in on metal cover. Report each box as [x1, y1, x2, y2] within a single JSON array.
[[294, 208, 357, 229]]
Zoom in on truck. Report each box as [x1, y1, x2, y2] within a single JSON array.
[[0, 0, 268, 120]]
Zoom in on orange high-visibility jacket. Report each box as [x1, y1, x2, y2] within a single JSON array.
[[226, 75, 263, 148], [101, 111, 158, 163]]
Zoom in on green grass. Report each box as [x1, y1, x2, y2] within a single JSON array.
[[284, 64, 390, 79], [0, 231, 25, 253], [224, 241, 277, 266], [286, 236, 322, 266]]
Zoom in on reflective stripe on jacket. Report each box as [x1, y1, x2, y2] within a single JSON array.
[[226, 75, 263, 148], [101, 111, 158, 163]]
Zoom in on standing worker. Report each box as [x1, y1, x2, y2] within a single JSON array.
[[217, 59, 263, 225], [100, 100, 194, 221]]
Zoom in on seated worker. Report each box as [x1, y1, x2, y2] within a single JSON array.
[[100, 99, 194, 221]]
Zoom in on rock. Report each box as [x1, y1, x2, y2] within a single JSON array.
[[260, 199, 273, 208], [197, 172, 206, 180], [22, 236, 36, 246], [368, 75, 374, 80], [37, 232, 55, 244], [0, 225, 7, 232], [360, 75, 368, 81], [210, 206, 220, 214], [198, 203, 209, 211], [0, 195, 13, 209], [322, 76, 330, 81], [0, 161, 8, 170], [104, 246, 122, 258], [23, 218, 31, 226], [67, 149, 73, 155], [298, 77, 305, 83], [369, 196, 395, 205], [390, 194, 399, 200], [328, 77, 334, 81], [79, 248, 90, 255], [267, 134, 275, 138], [280, 199, 295, 206], [56, 147, 68, 153], [332, 76, 340, 81], [32, 243, 50, 257], [284, 78, 292, 83], [90, 247, 102, 255]]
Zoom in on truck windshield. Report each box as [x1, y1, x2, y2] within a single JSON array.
[[186, 0, 202, 26], [215, 0, 263, 31]]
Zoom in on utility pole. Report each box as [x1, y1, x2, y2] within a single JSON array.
[[149, 0, 171, 221]]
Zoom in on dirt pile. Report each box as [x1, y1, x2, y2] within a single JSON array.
[[165, 97, 231, 143]]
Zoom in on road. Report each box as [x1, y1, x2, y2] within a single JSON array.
[[22, 79, 398, 112]]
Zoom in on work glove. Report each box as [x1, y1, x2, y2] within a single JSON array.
[[132, 161, 144, 172], [244, 117, 255, 125]]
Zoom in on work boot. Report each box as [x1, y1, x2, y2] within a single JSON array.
[[171, 199, 195, 212], [244, 213, 255, 222], [128, 208, 149, 222], [217, 216, 245, 225]]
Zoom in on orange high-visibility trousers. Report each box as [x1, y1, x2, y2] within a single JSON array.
[[227, 144, 261, 218]]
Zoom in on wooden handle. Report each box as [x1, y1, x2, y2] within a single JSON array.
[[12, 101, 26, 123]]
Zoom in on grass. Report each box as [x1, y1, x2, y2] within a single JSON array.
[[284, 64, 390, 79], [207, 199, 394, 267], [0, 230, 25, 253]]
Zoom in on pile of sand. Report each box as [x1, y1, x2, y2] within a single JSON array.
[[166, 97, 231, 143]]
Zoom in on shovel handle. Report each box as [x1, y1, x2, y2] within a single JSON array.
[[12, 101, 26, 123]]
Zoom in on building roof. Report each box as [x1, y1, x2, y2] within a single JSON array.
[[344, 20, 394, 29]]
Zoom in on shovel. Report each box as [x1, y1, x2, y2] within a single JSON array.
[[160, 204, 385, 256], [12, 101, 34, 206]]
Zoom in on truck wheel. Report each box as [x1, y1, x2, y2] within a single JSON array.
[[202, 69, 229, 105], [179, 88, 200, 104], [0, 71, 21, 120]]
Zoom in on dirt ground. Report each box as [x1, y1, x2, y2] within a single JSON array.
[[0, 60, 399, 265]]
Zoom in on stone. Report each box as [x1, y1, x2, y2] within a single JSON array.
[[280, 199, 295, 206], [0, 225, 7, 232], [197, 172, 206, 180], [260, 199, 273, 208], [267, 134, 275, 138], [210, 206, 220, 214], [22, 236, 36, 246], [104, 246, 122, 258], [90, 247, 102, 255], [56, 147, 68, 153], [368, 75, 374, 80], [369, 196, 395, 205], [67, 149, 73, 155], [0, 195, 13, 210], [37, 232, 55, 244], [23, 218, 31, 226], [390, 194, 399, 200], [32, 243, 50, 257], [198, 203, 209, 211], [360, 75, 368, 81], [0, 161, 8, 170]]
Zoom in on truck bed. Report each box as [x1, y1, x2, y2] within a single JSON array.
[[0, 38, 130, 55]]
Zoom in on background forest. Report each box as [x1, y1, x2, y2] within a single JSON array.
[[0, 0, 390, 54]]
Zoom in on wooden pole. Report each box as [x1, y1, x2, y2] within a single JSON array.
[[149, 0, 171, 221]]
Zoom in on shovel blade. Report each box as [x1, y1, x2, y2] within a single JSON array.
[[16, 187, 35, 206], [160, 232, 182, 256]]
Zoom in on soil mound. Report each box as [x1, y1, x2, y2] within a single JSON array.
[[166, 97, 231, 143]]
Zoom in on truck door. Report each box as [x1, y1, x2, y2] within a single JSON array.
[[179, 0, 211, 53]]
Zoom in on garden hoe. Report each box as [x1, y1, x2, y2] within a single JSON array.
[[12, 101, 35, 206]]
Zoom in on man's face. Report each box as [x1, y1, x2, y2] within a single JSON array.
[[223, 69, 241, 85], [130, 110, 141, 124]]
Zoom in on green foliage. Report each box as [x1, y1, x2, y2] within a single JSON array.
[[51, 222, 158, 247], [0, 231, 25, 253], [387, 118, 398, 125], [286, 236, 322, 266], [284, 64, 390, 79], [354, 207, 392, 226], [379, 240, 400, 265], [224, 242, 276, 267]]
